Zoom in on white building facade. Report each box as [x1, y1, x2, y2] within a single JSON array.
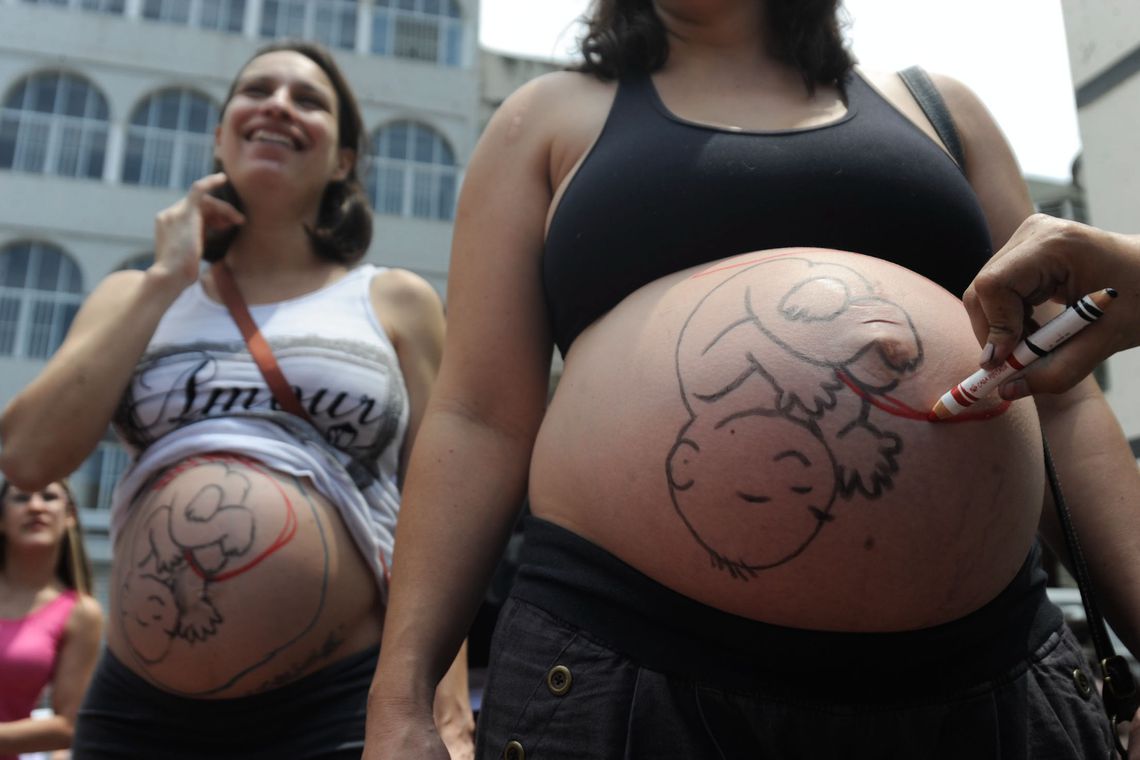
[[1061, 0, 1140, 461]]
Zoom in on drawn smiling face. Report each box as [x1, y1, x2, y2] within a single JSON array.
[[667, 409, 838, 576]]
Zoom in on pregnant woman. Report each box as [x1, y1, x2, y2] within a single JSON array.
[[1, 41, 472, 759], [366, 1, 1140, 757]]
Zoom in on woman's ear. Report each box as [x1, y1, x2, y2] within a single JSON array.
[[334, 148, 355, 181]]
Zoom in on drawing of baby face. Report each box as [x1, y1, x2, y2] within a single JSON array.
[[120, 571, 179, 664], [667, 409, 837, 574]]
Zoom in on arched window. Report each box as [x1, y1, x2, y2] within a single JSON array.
[[122, 89, 219, 190], [367, 121, 457, 221], [0, 72, 110, 179], [372, 0, 463, 67], [0, 242, 84, 359], [142, 0, 246, 33], [260, 0, 358, 51], [20, 0, 125, 14]]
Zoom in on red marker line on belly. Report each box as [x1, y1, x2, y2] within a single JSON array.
[[690, 250, 805, 279], [929, 287, 1117, 421], [837, 372, 1010, 423], [183, 459, 299, 581]]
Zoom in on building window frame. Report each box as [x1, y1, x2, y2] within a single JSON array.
[[1, 71, 111, 180], [121, 88, 219, 190], [0, 241, 84, 360], [371, 0, 463, 67], [141, 0, 247, 33], [259, 0, 359, 51], [367, 120, 457, 221], [74, 438, 132, 511], [19, 0, 126, 15]]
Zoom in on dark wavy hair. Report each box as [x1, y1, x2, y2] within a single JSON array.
[[0, 480, 93, 595], [205, 40, 372, 265], [576, 0, 854, 91]]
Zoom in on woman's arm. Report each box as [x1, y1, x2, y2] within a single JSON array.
[[371, 268, 446, 486], [364, 75, 565, 759], [936, 73, 1140, 656], [0, 173, 243, 489], [372, 268, 474, 759], [0, 595, 103, 754]]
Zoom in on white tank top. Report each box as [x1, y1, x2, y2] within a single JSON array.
[[114, 264, 408, 477]]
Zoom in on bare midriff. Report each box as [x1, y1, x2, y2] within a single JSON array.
[[106, 454, 382, 698], [530, 249, 1044, 631]]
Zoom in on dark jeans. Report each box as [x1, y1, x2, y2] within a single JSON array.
[[475, 518, 1114, 760], [72, 645, 378, 760]]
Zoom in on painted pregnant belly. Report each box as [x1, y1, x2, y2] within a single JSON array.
[[115, 454, 331, 695], [665, 251, 1009, 579]]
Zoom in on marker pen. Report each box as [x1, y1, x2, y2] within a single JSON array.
[[929, 288, 1118, 420]]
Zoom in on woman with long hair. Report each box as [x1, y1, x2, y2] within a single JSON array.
[[0, 479, 103, 759], [1, 41, 473, 759], [366, 1, 1140, 757]]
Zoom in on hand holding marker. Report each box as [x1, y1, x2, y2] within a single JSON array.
[[930, 288, 1118, 420]]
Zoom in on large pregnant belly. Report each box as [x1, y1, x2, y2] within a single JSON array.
[[106, 453, 382, 698], [531, 249, 1045, 630]]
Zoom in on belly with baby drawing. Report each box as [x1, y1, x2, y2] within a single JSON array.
[[106, 453, 381, 698], [530, 249, 1047, 630]]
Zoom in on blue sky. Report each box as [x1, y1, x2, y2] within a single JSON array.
[[478, 0, 1082, 182]]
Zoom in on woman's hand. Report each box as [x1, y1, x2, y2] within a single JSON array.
[[0, 175, 244, 488], [151, 173, 245, 289], [433, 642, 476, 760], [363, 695, 453, 760], [963, 214, 1140, 398]]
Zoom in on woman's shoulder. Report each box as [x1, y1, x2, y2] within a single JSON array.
[[64, 593, 103, 633], [488, 70, 618, 144], [511, 69, 616, 104], [368, 268, 445, 360], [369, 267, 440, 307], [369, 268, 444, 330], [858, 66, 990, 123]]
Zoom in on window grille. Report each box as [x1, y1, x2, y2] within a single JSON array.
[[0, 241, 84, 359], [122, 89, 219, 190], [260, 0, 358, 51], [74, 439, 131, 511], [142, 0, 246, 33], [371, 0, 462, 66], [367, 121, 457, 221], [20, 0, 125, 14], [0, 72, 110, 179]]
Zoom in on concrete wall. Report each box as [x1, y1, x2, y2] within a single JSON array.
[[1062, 0, 1140, 450]]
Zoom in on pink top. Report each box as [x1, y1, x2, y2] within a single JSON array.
[[0, 590, 77, 733]]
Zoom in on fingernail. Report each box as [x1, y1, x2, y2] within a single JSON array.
[[999, 379, 1030, 400], [979, 343, 996, 367]]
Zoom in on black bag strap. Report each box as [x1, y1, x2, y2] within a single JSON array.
[[1043, 435, 1138, 753], [898, 66, 966, 170]]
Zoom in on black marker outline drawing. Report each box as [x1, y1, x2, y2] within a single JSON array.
[[667, 255, 924, 579], [117, 457, 329, 695]]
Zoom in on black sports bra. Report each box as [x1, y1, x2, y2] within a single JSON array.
[[542, 70, 993, 357]]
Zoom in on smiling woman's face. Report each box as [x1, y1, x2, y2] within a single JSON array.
[[1, 482, 73, 552], [214, 50, 350, 205]]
